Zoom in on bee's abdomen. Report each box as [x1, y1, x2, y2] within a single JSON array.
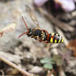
[[47, 33, 63, 43]]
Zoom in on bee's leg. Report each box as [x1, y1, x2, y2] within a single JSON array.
[[44, 41, 49, 43], [34, 36, 37, 40], [31, 35, 34, 38], [45, 43, 51, 51], [35, 36, 43, 42]]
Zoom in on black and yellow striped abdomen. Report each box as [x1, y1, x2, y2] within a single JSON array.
[[27, 28, 63, 43], [47, 33, 63, 43]]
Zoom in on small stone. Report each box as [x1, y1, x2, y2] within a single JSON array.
[[29, 66, 44, 74]]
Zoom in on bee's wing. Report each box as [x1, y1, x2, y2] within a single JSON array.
[[26, 5, 40, 29]]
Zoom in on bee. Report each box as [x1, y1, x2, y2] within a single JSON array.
[[18, 6, 63, 43]]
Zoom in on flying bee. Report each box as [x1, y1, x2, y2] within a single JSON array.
[[18, 5, 63, 43]]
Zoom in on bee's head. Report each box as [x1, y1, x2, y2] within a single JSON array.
[[27, 28, 32, 36]]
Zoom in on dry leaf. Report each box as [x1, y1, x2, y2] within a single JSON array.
[[67, 39, 76, 57], [0, 23, 16, 37]]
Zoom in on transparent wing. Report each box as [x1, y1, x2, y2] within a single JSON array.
[[25, 5, 40, 28]]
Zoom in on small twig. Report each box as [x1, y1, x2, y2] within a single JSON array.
[[0, 55, 33, 76], [58, 66, 66, 76], [37, 8, 74, 32], [0, 23, 16, 37]]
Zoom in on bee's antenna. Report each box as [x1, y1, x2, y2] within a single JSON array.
[[22, 16, 28, 30], [18, 16, 29, 38], [18, 32, 28, 38]]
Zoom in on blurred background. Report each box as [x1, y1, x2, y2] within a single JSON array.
[[0, 0, 76, 76]]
